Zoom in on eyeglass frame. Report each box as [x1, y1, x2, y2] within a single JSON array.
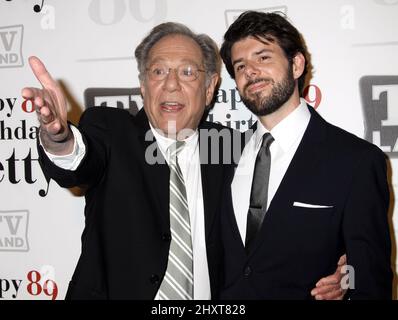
[[144, 64, 206, 82]]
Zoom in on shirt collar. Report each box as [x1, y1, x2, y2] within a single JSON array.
[[255, 98, 311, 152], [149, 122, 199, 160]]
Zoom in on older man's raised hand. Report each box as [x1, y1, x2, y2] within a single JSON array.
[[22, 56, 73, 155]]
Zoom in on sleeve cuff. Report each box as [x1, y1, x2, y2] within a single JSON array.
[[39, 125, 86, 171]]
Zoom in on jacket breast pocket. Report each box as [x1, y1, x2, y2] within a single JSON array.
[[289, 205, 335, 224], [295, 206, 334, 213], [284, 205, 336, 253]]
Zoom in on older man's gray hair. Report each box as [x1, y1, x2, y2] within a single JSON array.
[[135, 22, 220, 87]]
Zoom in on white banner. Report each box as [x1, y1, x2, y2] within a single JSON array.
[[0, 0, 397, 299]]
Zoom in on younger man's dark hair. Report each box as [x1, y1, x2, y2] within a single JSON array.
[[220, 11, 308, 95]]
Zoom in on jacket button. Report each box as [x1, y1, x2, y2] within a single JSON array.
[[150, 274, 160, 284], [244, 266, 252, 277], [162, 233, 171, 241]]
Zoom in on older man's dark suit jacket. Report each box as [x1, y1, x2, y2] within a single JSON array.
[[220, 105, 393, 300], [38, 106, 235, 300]]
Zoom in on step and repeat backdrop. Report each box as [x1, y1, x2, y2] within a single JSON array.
[[0, 0, 397, 300]]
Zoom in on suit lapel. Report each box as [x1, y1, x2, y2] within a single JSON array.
[[224, 130, 250, 252], [136, 109, 170, 230], [225, 173, 247, 251], [246, 106, 328, 257], [201, 163, 221, 239], [199, 122, 226, 240]]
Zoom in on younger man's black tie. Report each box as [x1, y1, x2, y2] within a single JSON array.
[[245, 132, 274, 253]]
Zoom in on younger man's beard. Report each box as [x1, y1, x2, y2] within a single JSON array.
[[241, 63, 295, 117]]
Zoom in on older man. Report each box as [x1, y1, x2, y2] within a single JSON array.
[[23, 22, 226, 300]]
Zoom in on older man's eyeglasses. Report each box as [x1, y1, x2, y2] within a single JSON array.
[[145, 64, 206, 82]]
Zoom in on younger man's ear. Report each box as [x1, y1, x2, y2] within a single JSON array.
[[292, 53, 305, 80]]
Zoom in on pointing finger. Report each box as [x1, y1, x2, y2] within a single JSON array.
[[28, 56, 57, 90]]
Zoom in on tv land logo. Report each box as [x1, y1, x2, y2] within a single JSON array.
[[84, 88, 142, 114], [360, 76, 398, 157], [225, 6, 288, 28], [0, 25, 24, 68], [0, 210, 29, 252]]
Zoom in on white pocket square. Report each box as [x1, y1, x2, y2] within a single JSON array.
[[293, 202, 334, 209]]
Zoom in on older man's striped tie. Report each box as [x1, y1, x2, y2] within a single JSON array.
[[158, 141, 193, 300]]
